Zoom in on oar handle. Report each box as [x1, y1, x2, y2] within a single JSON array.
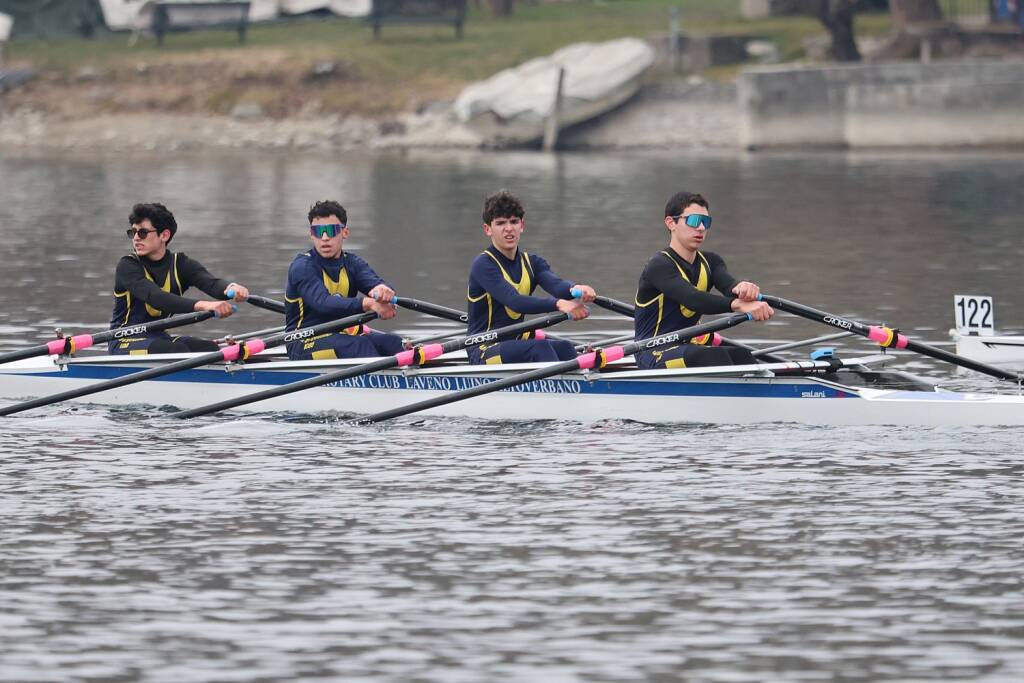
[[760, 294, 1018, 381], [391, 297, 467, 323], [245, 294, 286, 314]]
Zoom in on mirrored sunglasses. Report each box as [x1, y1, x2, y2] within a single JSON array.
[[672, 214, 712, 230], [310, 223, 346, 239]]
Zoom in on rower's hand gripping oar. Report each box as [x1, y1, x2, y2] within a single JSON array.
[[171, 309, 575, 419], [759, 294, 1019, 381], [0, 310, 377, 417], [355, 312, 753, 425]]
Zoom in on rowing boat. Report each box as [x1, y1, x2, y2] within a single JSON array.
[[952, 332, 1024, 372], [2, 351, 1023, 426]]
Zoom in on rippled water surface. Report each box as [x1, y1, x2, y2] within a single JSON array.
[[1, 149, 1023, 681]]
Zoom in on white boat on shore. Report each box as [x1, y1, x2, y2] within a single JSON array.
[[2, 351, 1023, 426], [453, 38, 655, 146]]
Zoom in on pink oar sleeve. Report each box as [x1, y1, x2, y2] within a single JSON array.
[[47, 334, 95, 355], [867, 326, 909, 349]]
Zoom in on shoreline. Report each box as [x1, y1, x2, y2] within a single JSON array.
[[0, 78, 740, 154]]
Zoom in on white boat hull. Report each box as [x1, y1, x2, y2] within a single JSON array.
[[2, 353, 1024, 426]]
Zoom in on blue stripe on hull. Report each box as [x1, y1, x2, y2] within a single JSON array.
[[18, 365, 861, 400]]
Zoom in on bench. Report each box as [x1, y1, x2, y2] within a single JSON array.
[[151, 1, 251, 46], [370, 0, 467, 40]]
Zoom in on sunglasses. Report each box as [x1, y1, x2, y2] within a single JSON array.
[[310, 223, 346, 239], [672, 214, 712, 230], [126, 227, 158, 239]]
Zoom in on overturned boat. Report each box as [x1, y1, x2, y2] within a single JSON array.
[[453, 37, 655, 146]]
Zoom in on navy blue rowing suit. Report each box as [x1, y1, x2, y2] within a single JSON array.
[[284, 249, 403, 360], [466, 246, 577, 364], [108, 251, 231, 354], [634, 248, 755, 369]]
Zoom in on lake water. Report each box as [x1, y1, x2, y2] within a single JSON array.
[[1, 149, 1023, 682]]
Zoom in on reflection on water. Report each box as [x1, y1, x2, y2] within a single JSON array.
[[1, 150, 1024, 682]]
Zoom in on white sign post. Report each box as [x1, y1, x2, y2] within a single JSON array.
[[953, 295, 995, 336]]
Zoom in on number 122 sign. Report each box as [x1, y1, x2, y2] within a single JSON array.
[[954, 295, 995, 336]]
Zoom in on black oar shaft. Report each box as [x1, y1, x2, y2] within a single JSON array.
[[358, 313, 751, 425], [0, 311, 217, 365], [246, 295, 286, 314], [0, 311, 376, 417], [593, 295, 636, 318], [762, 295, 1018, 381], [393, 297, 467, 323], [172, 311, 571, 419]]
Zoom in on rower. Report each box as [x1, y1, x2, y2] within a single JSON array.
[[634, 191, 773, 369], [466, 190, 596, 365], [284, 200, 403, 360], [109, 202, 250, 355]]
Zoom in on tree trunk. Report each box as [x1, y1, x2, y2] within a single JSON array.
[[890, 0, 944, 28], [816, 0, 862, 62], [489, 0, 513, 17]]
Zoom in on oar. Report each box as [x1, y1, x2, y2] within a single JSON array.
[[214, 325, 286, 345], [760, 294, 1019, 381], [753, 331, 854, 357], [246, 294, 285, 314], [589, 294, 786, 363], [392, 297, 467, 323], [0, 311, 377, 417], [0, 310, 219, 365], [394, 292, 584, 343], [355, 313, 753, 425], [171, 310, 574, 419]]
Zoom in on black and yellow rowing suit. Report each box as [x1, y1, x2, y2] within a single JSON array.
[[108, 251, 231, 355], [466, 246, 576, 365], [284, 249, 403, 361], [634, 248, 754, 369]]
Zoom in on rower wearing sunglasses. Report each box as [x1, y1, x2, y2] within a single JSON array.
[[633, 191, 773, 369], [283, 200, 403, 361], [109, 202, 250, 355]]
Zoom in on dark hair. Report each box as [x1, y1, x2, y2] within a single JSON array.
[[129, 203, 177, 242], [664, 192, 710, 218], [482, 190, 525, 224], [308, 200, 347, 225]]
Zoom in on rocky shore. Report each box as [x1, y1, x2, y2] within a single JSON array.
[[0, 77, 738, 154]]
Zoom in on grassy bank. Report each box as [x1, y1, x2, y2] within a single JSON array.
[[5, 1, 893, 118]]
